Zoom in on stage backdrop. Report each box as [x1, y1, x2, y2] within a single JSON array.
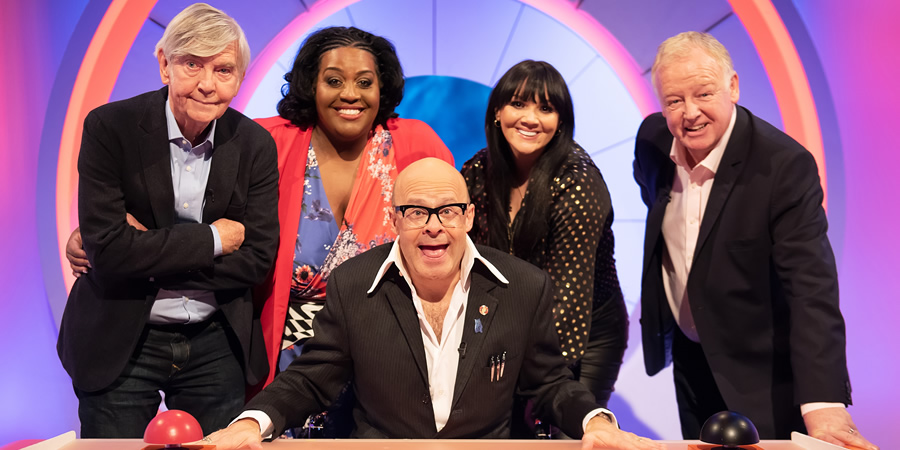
[[0, 0, 896, 445]]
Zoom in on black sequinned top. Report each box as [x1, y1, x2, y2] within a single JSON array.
[[461, 145, 626, 364]]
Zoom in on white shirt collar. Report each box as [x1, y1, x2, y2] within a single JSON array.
[[669, 104, 737, 174], [367, 235, 508, 295]]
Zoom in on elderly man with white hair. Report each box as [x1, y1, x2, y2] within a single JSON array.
[[57, 3, 278, 437], [634, 31, 877, 449]]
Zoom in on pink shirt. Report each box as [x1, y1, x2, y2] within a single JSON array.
[[658, 106, 843, 415], [661, 106, 736, 342]]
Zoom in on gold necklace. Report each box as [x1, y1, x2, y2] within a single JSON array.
[[515, 184, 526, 201], [509, 182, 527, 211]]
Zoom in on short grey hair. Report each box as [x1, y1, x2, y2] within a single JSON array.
[[651, 31, 735, 97], [154, 3, 251, 77]]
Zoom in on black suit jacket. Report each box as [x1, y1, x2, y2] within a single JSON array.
[[633, 106, 852, 437], [244, 244, 599, 438], [58, 87, 279, 392]]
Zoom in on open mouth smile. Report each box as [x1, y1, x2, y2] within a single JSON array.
[[685, 123, 708, 132], [419, 244, 449, 258], [336, 108, 363, 117]]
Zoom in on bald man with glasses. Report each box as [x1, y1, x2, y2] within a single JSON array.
[[204, 158, 661, 450]]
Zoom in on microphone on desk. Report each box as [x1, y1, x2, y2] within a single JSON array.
[[458, 342, 467, 358]]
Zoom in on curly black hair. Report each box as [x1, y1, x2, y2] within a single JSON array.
[[277, 26, 404, 129]]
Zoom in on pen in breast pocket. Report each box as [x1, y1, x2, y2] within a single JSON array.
[[490, 355, 496, 382], [500, 351, 506, 379]]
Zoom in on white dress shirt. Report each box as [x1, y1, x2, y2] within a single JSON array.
[[365, 235, 506, 431], [237, 235, 617, 437]]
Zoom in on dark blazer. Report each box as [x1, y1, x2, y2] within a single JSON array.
[[633, 106, 852, 437], [57, 87, 279, 392], [244, 243, 599, 438]]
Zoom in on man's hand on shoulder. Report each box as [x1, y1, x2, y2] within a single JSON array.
[[213, 218, 245, 255], [198, 418, 263, 450], [804, 407, 878, 450], [581, 414, 665, 450]]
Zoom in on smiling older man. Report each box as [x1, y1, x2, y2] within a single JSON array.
[[634, 31, 876, 449], [57, 3, 278, 437]]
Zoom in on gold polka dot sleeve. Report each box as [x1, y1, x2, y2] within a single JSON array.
[[460, 150, 489, 244], [545, 147, 612, 362]]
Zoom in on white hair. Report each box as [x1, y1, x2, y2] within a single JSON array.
[[154, 3, 250, 77], [651, 31, 735, 97]]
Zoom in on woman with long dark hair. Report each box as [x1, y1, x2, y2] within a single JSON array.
[[460, 60, 628, 418]]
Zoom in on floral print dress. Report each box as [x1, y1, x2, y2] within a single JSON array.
[[279, 129, 398, 370]]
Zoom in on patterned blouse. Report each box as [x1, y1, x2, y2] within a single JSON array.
[[461, 145, 626, 363], [282, 131, 397, 353]]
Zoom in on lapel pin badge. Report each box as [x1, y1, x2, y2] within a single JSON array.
[[478, 305, 488, 315], [474, 318, 483, 333]]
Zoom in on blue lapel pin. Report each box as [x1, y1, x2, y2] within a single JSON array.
[[474, 318, 483, 333]]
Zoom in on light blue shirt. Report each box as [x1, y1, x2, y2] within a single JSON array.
[[147, 100, 223, 324]]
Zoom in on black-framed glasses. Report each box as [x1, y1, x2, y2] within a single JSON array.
[[394, 203, 469, 228]]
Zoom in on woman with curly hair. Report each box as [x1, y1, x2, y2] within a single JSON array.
[[255, 27, 452, 382]]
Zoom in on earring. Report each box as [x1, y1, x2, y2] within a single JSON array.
[[493, 118, 501, 128], [556, 127, 562, 136]]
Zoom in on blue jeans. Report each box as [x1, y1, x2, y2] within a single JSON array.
[[75, 314, 245, 438]]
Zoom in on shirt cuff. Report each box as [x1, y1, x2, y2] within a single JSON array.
[[209, 224, 223, 257], [582, 408, 619, 432], [800, 402, 846, 416], [231, 410, 274, 439]]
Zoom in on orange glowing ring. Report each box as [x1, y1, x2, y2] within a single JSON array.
[[56, 0, 157, 292], [728, 0, 827, 208]]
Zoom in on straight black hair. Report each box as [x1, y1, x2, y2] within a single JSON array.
[[482, 60, 576, 256]]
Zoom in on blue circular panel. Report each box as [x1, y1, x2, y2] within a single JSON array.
[[395, 76, 491, 169]]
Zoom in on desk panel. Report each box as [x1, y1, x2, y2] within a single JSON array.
[[58, 439, 806, 449]]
